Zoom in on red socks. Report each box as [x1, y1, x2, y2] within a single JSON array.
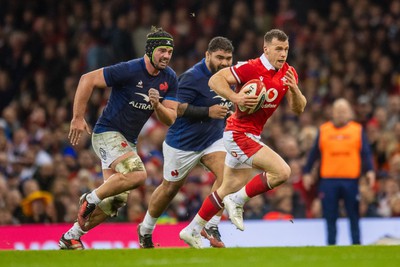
[[197, 173, 271, 221], [245, 172, 271, 198], [198, 191, 224, 221]]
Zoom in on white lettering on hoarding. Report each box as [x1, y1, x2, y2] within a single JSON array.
[[13, 240, 132, 250]]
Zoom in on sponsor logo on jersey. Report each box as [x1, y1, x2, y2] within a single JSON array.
[[261, 88, 278, 109], [171, 170, 179, 177], [212, 95, 225, 100], [159, 82, 168, 91], [231, 151, 238, 157], [262, 103, 277, 108], [265, 88, 278, 102], [134, 93, 150, 102], [210, 94, 233, 109], [121, 141, 128, 148], [129, 93, 163, 110], [221, 100, 233, 109]]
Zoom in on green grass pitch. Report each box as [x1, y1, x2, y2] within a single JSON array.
[[1, 246, 399, 267]]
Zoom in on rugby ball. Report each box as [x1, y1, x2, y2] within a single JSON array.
[[238, 79, 266, 114]]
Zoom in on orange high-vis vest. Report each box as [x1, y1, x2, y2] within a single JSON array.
[[319, 121, 363, 179]]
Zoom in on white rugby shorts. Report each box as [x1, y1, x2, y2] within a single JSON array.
[[223, 131, 265, 169], [92, 131, 137, 169], [163, 138, 225, 182]]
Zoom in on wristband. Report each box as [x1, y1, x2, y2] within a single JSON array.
[[183, 104, 209, 119]]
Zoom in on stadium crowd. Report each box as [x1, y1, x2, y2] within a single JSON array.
[[1, 0, 400, 226]]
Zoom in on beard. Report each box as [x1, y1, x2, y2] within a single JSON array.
[[153, 58, 169, 70], [209, 61, 226, 74], [154, 64, 166, 70]]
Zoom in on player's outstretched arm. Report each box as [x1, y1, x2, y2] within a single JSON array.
[[72, 68, 107, 120], [69, 68, 107, 145]]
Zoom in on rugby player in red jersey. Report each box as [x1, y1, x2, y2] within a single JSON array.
[[179, 29, 307, 248]]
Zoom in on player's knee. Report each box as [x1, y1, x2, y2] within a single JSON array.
[[98, 191, 129, 217], [115, 155, 147, 186], [115, 155, 145, 175], [269, 163, 291, 186], [278, 163, 291, 183]]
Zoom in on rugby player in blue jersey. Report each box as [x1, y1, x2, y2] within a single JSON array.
[[59, 27, 179, 250], [137, 37, 234, 248]]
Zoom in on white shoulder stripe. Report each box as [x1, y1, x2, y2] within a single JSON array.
[[230, 66, 241, 84]]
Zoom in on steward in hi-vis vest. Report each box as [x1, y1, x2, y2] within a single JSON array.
[[303, 98, 375, 246]]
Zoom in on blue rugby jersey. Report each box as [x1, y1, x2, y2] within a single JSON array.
[[93, 58, 178, 144], [165, 58, 232, 151]]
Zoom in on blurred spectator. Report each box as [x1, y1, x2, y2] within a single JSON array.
[[0, 70, 14, 113], [33, 163, 55, 192], [244, 195, 270, 220], [0, 207, 13, 225], [5, 189, 24, 224], [126, 190, 146, 223], [21, 190, 54, 223], [377, 177, 400, 217], [355, 95, 373, 127], [264, 183, 306, 220], [309, 198, 322, 218], [111, 14, 135, 63], [176, 175, 203, 221], [359, 177, 380, 217]]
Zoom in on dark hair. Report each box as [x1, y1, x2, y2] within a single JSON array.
[[146, 26, 174, 40], [207, 36, 234, 53], [264, 29, 288, 43]]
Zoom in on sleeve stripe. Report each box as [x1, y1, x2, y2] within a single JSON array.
[[163, 96, 178, 101], [230, 67, 241, 84]]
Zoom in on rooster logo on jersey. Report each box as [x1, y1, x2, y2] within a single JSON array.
[[159, 82, 168, 92]]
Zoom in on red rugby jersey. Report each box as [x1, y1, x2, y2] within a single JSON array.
[[226, 54, 298, 135]]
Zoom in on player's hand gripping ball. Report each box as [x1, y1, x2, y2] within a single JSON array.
[[238, 79, 266, 114]]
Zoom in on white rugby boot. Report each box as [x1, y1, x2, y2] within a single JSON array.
[[223, 194, 244, 231], [179, 227, 203, 249]]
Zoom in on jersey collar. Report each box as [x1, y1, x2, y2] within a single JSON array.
[[260, 54, 276, 71], [200, 58, 212, 77]]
